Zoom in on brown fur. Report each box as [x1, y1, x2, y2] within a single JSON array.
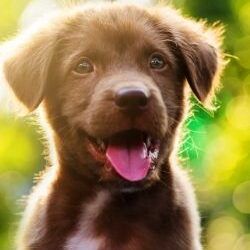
[[1, 3, 224, 250]]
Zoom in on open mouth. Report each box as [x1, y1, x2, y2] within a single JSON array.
[[87, 129, 160, 182]]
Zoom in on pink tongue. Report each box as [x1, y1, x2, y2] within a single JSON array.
[[106, 139, 150, 182]]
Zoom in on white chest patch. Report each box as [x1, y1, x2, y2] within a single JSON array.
[[64, 190, 110, 250]]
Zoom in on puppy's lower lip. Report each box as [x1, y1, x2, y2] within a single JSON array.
[[87, 130, 160, 181]]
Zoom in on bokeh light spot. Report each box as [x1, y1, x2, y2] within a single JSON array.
[[233, 234, 250, 250], [238, 2, 250, 32], [207, 216, 244, 250], [233, 181, 250, 214], [226, 96, 250, 131]]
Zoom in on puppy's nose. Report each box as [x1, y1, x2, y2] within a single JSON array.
[[115, 87, 149, 112]]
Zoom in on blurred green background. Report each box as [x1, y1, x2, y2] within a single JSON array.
[[0, 0, 250, 249]]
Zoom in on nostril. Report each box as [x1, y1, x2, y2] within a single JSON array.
[[115, 87, 149, 110], [138, 94, 148, 107]]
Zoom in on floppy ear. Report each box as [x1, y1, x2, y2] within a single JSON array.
[[155, 7, 224, 105], [1, 25, 57, 112], [176, 30, 223, 104]]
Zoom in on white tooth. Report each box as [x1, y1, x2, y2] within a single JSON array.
[[146, 136, 151, 148], [96, 138, 106, 151], [150, 164, 156, 170], [149, 149, 159, 159], [100, 141, 106, 151]]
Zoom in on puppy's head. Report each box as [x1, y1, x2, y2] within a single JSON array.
[[1, 4, 224, 190]]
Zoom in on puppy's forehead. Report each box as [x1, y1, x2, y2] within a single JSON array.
[[58, 7, 169, 60]]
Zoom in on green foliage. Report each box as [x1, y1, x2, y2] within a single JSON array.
[[0, 113, 43, 248], [176, 0, 250, 249], [0, 0, 250, 249], [0, 0, 30, 38]]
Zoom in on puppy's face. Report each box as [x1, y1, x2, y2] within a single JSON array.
[[2, 5, 222, 190], [50, 8, 184, 184]]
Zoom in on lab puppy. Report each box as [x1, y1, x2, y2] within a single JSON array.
[[1, 3, 224, 250]]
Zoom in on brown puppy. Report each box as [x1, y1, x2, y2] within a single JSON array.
[[1, 3, 224, 250]]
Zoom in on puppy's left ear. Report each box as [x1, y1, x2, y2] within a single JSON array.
[[176, 27, 224, 104], [156, 7, 225, 105]]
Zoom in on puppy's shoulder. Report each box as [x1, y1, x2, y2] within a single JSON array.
[[16, 167, 57, 249], [172, 164, 202, 249]]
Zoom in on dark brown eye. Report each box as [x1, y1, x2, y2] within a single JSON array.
[[149, 53, 166, 70], [74, 58, 94, 74]]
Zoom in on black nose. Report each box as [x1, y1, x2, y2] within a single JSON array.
[[115, 87, 149, 113]]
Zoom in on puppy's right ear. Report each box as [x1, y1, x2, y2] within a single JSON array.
[[1, 25, 57, 112]]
